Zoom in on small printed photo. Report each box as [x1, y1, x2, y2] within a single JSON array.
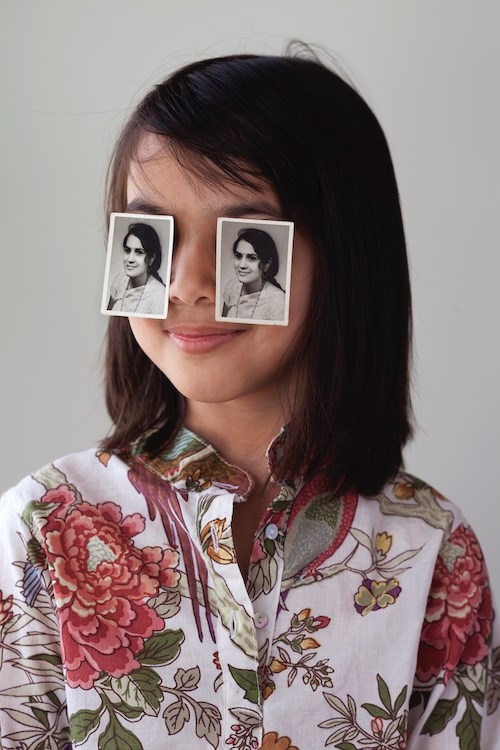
[[101, 213, 174, 319], [215, 218, 294, 326]]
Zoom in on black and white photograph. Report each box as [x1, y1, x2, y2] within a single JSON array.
[[101, 212, 173, 318], [216, 217, 294, 325]]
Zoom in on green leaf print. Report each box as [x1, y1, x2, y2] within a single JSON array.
[[137, 628, 184, 666], [393, 684, 408, 714], [487, 645, 500, 715], [26, 537, 44, 566], [360, 703, 391, 720], [70, 706, 102, 744], [31, 706, 50, 729], [99, 714, 143, 750], [109, 667, 163, 716], [21, 500, 60, 530], [111, 701, 144, 720], [228, 665, 260, 704], [421, 696, 459, 735], [377, 674, 393, 713], [456, 701, 482, 750]]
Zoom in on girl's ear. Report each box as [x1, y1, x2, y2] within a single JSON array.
[[262, 261, 271, 273]]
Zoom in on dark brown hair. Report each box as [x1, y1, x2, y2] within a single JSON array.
[[102, 50, 413, 496]]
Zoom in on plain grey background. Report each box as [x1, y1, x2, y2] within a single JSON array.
[[1, 1, 498, 605]]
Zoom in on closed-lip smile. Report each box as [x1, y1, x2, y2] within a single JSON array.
[[165, 325, 246, 353]]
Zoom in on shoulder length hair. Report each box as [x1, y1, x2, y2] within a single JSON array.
[[102, 50, 413, 496]]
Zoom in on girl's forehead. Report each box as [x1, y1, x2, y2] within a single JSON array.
[[126, 133, 282, 217]]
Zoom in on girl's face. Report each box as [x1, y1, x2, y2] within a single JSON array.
[[123, 234, 149, 284], [127, 135, 313, 409], [233, 240, 267, 286]]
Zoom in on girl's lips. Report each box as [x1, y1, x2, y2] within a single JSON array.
[[166, 327, 246, 354]]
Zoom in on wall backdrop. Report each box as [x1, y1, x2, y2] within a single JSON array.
[[1, 0, 498, 605]]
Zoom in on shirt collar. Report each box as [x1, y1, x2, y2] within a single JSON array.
[[123, 424, 293, 498]]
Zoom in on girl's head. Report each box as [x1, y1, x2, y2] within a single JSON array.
[[103, 49, 412, 495], [232, 228, 280, 289], [122, 223, 163, 283]]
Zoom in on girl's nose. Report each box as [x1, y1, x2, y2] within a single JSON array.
[[168, 235, 216, 306]]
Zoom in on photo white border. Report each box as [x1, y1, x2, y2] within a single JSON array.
[[215, 217, 294, 326], [100, 212, 174, 319]]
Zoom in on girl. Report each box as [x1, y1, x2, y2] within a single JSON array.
[[0, 51, 498, 750]]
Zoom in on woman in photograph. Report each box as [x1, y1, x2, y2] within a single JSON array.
[[222, 227, 286, 321], [0, 51, 498, 749], [107, 222, 166, 315]]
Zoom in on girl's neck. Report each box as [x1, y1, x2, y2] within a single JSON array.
[[184, 396, 285, 489]]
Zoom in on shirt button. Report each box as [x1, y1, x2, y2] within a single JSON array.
[[264, 523, 279, 540], [255, 612, 268, 629]]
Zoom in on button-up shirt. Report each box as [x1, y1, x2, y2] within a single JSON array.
[[0, 426, 498, 749]]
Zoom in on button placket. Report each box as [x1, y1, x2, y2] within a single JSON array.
[[247, 484, 296, 680]]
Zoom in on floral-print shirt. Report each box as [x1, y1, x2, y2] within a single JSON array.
[[0, 426, 498, 750]]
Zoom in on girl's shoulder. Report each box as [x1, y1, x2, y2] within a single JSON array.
[[362, 469, 469, 541], [0, 449, 130, 522]]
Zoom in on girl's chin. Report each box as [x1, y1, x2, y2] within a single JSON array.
[[166, 379, 253, 405]]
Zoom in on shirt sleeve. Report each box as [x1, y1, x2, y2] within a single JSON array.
[[407, 522, 500, 748], [0, 483, 70, 748]]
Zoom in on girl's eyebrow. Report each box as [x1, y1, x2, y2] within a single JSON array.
[[220, 202, 285, 220], [124, 198, 284, 220], [125, 199, 167, 215]]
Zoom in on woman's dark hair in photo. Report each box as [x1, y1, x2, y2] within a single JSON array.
[[102, 48, 413, 496], [123, 223, 165, 285], [233, 228, 284, 291]]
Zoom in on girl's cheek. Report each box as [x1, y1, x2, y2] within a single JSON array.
[[129, 318, 162, 355]]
